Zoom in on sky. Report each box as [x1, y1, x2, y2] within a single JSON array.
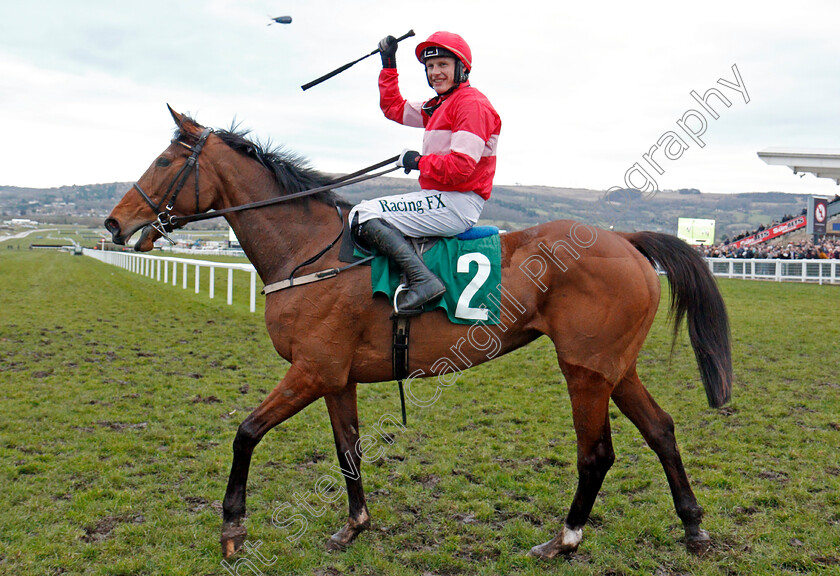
[[2, 0, 840, 199]]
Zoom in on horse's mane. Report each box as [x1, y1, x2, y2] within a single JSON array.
[[175, 116, 347, 208]]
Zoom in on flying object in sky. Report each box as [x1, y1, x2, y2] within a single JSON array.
[[267, 15, 292, 25]]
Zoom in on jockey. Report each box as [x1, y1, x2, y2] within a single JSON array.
[[350, 31, 502, 313]]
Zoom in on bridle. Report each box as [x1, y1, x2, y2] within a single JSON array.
[[126, 127, 402, 291], [131, 127, 213, 244], [132, 126, 398, 238]]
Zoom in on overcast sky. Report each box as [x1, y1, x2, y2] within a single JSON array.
[[2, 0, 840, 198]]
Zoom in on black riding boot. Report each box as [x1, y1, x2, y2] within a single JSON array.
[[355, 218, 446, 312]]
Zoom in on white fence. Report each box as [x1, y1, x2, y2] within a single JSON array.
[[82, 248, 260, 312], [706, 258, 840, 284], [81, 251, 838, 315]]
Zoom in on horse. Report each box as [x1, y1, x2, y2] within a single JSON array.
[[104, 106, 732, 560]]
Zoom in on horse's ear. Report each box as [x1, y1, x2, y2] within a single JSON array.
[[167, 104, 184, 128]]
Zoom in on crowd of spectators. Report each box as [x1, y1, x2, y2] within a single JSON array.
[[694, 195, 840, 260], [696, 238, 840, 259], [724, 208, 809, 245]]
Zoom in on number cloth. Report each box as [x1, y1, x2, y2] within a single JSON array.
[[364, 233, 501, 325]]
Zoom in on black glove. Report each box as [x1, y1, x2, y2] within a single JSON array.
[[397, 149, 421, 173], [379, 35, 398, 69]]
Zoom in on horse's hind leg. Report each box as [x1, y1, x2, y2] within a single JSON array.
[[220, 364, 326, 558], [611, 367, 710, 554], [530, 365, 615, 559], [323, 382, 370, 551]]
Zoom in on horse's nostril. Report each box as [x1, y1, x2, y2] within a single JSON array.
[[104, 218, 120, 236]]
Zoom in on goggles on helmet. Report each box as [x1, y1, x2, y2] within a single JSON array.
[[420, 46, 458, 62]]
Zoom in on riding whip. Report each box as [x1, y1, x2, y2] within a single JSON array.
[[301, 29, 415, 91]]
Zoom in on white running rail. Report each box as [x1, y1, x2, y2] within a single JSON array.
[[81, 250, 839, 315], [83, 248, 260, 312], [706, 258, 840, 285]]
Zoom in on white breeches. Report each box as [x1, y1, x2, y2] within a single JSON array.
[[349, 190, 484, 238]]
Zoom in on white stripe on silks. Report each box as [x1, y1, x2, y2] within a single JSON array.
[[451, 130, 486, 162], [483, 134, 499, 157], [423, 130, 497, 160], [423, 129, 452, 155], [402, 102, 424, 128]]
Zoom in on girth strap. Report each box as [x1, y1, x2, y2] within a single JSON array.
[[391, 315, 411, 426]]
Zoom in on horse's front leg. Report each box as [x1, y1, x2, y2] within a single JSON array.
[[221, 363, 326, 558], [323, 382, 371, 550]]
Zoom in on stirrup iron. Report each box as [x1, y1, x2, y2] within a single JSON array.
[[392, 284, 422, 316]]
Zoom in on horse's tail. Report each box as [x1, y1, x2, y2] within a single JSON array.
[[622, 231, 732, 408]]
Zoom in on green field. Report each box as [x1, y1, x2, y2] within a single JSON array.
[[1, 248, 839, 575]]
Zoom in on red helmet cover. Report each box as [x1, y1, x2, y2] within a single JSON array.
[[415, 31, 472, 71]]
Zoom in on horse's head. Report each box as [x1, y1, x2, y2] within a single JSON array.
[[104, 105, 221, 251]]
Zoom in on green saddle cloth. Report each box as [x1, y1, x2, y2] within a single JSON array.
[[365, 235, 502, 325]]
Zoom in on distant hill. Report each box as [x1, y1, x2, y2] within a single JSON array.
[[0, 182, 134, 227], [337, 179, 815, 242], [0, 179, 819, 243]]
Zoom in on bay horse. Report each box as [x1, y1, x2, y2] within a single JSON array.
[[104, 107, 732, 560]]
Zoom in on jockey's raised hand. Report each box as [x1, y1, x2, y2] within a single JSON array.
[[379, 35, 398, 69]]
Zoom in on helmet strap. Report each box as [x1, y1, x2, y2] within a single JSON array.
[[421, 86, 458, 117], [455, 61, 470, 83]]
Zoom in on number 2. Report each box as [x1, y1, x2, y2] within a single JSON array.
[[455, 252, 491, 321]]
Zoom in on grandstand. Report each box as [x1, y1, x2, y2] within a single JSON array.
[[697, 195, 840, 258], [700, 149, 840, 258]]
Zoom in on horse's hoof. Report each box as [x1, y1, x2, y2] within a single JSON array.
[[220, 522, 248, 559], [326, 520, 369, 552], [528, 526, 582, 559], [685, 528, 712, 555], [326, 534, 349, 552], [528, 541, 558, 559], [528, 540, 575, 560]]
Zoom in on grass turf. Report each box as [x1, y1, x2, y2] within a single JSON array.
[[1, 248, 839, 575]]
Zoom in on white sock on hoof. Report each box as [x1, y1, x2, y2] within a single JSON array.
[[561, 525, 583, 548]]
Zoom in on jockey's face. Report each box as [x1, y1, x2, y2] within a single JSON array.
[[425, 56, 457, 94]]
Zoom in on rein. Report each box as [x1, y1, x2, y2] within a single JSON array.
[[131, 129, 398, 232], [261, 205, 375, 295], [168, 155, 400, 227]]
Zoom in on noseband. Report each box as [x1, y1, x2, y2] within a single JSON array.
[[131, 127, 213, 243]]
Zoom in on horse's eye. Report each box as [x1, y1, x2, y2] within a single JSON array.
[[156, 157, 172, 167]]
